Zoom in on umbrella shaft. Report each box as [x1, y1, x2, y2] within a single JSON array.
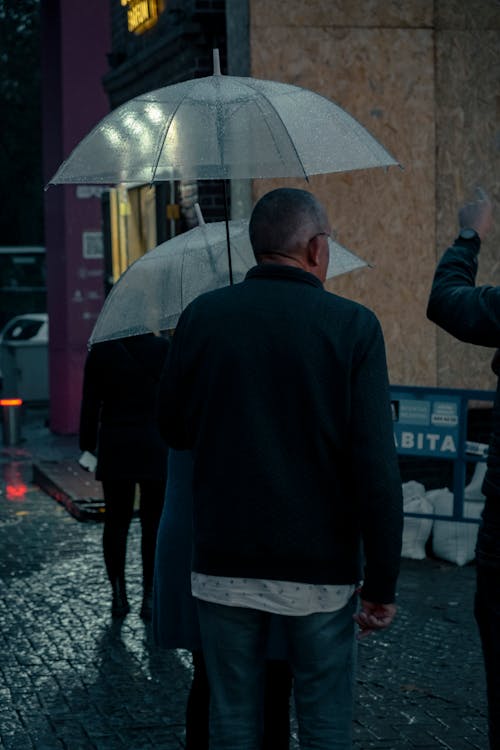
[[223, 180, 234, 286]]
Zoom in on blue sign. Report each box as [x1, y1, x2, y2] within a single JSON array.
[[391, 392, 460, 457]]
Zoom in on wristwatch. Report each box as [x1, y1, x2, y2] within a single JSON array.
[[458, 228, 479, 241]]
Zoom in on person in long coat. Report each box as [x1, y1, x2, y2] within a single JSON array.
[[153, 448, 292, 750], [79, 332, 169, 619]]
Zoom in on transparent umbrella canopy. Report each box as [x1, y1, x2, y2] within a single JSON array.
[[89, 205, 370, 345], [49, 50, 399, 186]]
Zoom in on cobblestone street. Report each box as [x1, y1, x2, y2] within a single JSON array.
[[0, 408, 490, 749], [0, 464, 190, 749]]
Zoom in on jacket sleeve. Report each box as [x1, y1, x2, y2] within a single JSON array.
[[427, 237, 500, 346], [79, 349, 101, 454], [157, 314, 193, 450], [349, 313, 404, 604]]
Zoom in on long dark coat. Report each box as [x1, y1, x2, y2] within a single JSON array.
[[153, 449, 201, 650], [152, 448, 288, 658], [79, 333, 169, 482]]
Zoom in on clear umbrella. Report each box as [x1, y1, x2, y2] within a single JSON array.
[[89, 204, 370, 345], [49, 50, 399, 186]]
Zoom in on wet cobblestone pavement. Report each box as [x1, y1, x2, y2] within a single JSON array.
[[0, 407, 490, 748]]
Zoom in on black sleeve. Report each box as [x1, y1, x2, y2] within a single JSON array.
[[79, 348, 101, 454], [427, 237, 500, 347], [349, 313, 403, 604], [157, 314, 192, 450]]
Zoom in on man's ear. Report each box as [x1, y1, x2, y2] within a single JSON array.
[[307, 235, 322, 268]]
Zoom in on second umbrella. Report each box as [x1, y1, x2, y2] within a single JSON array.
[[89, 208, 369, 345]]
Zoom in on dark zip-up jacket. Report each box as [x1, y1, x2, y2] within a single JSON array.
[[427, 234, 500, 505], [159, 264, 403, 603]]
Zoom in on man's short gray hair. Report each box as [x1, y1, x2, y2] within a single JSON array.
[[249, 188, 327, 256]]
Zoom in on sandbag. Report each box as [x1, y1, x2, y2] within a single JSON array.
[[427, 487, 484, 566], [401, 481, 433, 560], [464, 461, 486, 502]]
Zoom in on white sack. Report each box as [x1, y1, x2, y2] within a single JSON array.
[[401, 481, 433, 560], [427, 487, 484, 566], [464, 462, 487, 502]]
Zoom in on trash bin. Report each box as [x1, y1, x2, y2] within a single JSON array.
[[0, 314, 49, 402], [0, 398, 23, 446]]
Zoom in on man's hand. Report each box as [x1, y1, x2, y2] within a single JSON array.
[[353, 600, 397, 640], [458, 187, 493, 239]]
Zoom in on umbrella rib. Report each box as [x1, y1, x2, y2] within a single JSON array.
[[234, 82, 310, 181], [148, 86, 195, 183], [191, 73, 311, 181], [230, 79, 398, 175]]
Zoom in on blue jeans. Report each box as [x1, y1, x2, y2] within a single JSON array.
[[474, 508, 500, 750], [197, 596, 357, 750]]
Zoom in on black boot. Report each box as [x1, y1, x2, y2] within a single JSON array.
[[111, 578, 130, 618]]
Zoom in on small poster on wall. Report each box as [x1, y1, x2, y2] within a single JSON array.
[[82, 231, 104, 260]]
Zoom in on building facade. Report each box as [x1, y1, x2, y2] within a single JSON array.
[[42, 0, 500, 433]]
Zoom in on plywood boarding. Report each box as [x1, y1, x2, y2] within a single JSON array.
[[250, 0, 433, 28], [249, 4, 436, 386], [434, 0, 500, 390], [249, 0, 500, 390]]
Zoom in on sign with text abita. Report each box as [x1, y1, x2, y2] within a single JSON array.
[[391, 391, 460, 457]]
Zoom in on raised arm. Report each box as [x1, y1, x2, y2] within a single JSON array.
[[427, 192, 499, 346]]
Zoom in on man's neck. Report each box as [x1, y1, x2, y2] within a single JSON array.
[[256, 252, 325, 284], [257, 251, 306, 271]]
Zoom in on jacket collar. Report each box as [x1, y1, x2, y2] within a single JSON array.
[[245, 263, 324, 289]]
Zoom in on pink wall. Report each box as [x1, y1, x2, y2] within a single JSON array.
[[42, 0, 110, 433]]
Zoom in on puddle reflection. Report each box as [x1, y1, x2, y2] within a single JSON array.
[[3, 462, 29, 502]]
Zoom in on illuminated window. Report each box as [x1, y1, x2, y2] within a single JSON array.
[[120, 0, 164, 35]]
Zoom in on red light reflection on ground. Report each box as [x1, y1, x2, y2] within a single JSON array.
[[3, 463, 28, 502]]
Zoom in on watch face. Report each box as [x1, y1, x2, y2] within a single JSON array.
[[459, 228, 477, 240]]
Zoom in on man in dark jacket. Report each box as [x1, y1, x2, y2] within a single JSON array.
[[159, 188, 403, 749], [427, 191, 498, 749]]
